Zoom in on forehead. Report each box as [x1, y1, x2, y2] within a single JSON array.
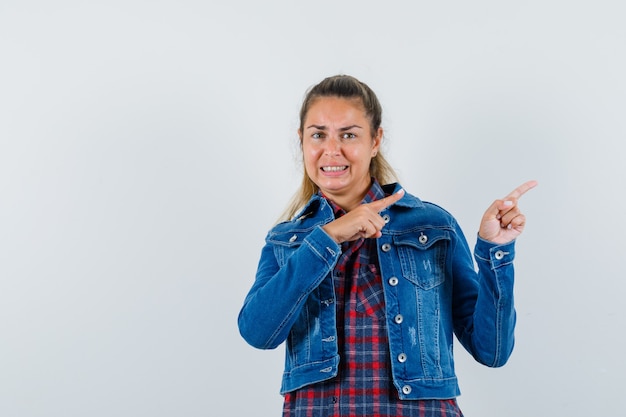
[[305, 96, 367, 125]]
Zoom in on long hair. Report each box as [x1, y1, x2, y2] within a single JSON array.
[[279, 75, 398, 222]]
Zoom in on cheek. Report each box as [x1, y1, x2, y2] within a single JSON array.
[[302, 142, 321, 158], [302, 146, 320, 170], [347, 146, 368, 162]]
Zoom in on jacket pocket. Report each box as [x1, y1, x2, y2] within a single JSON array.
[[393, 229, 449, 290]]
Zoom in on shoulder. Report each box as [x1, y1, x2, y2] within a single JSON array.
[[385, 183, 458, 228], [384, 183, 452, 215], [268, 195, 333, 235]]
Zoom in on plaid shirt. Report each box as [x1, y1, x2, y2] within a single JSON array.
[[283, 181, 463, 417]]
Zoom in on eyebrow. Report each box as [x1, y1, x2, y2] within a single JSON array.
[[305, 124, 363, 131]]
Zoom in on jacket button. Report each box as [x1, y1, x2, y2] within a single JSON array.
[[397, 353, 407, 363], [494, 250, 505, 260], [419, 233, 428, 244], [289, 234, 298, 243], [381, 243, 391, 252], [402, 385, 412, 395], [382, 214, 390, 223], [388, 277, 399, 286], [394, 314, 403, 324]]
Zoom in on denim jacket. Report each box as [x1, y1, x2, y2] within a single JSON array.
[[238, 183, 516, 400]]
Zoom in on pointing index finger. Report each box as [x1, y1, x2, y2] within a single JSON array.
[[369, 188, 405, 212], [506, 180, 538, 200]]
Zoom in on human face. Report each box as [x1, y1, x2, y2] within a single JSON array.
[[299, 96, 382, 211]]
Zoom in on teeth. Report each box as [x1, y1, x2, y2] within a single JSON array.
[[322, 166, 347, 172]]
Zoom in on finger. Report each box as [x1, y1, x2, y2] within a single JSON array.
[[362, 222, 379, 239], [497, 199, 516, 216], [368, 215, 386, 233], [355, 219, 382, 240], [368, 188, 405, 212], [502, 212, 526, 230], [505, 180, 538, 201], [498, 205, 521, 225]]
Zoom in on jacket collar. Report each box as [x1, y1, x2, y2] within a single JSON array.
[[293, 182, 425, 222], [381, 182, 425, 209]]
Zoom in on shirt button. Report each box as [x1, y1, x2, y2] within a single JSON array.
[[419, 233, 428, 244], [388, 277, 399, 286], [494, 250, 505, 260], [402, 385, 412, 395], [397, 353, 407, 363], [382, 214, 390, 223], [394, 314, 403, 324], [381, 243, 391, 252], [289, 234, 297, 243]]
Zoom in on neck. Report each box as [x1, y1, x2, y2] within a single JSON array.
[[324, 180, 372, 212]]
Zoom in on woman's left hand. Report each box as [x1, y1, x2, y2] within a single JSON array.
[[478, 180, 538, 244]]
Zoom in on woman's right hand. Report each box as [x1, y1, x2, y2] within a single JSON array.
[[322, 189, 405, 243]]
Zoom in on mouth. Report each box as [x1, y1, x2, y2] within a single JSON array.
[[321, 166, 348, 172]]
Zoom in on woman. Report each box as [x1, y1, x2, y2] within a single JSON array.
[[238, 74, 537, 417]]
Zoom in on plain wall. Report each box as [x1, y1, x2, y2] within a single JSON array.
[[1, 1, 624, 416]]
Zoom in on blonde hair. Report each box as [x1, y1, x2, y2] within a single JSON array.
[[279, 75, 399, 222]]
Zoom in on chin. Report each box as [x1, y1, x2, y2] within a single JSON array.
[[319, 180, 349, 191]]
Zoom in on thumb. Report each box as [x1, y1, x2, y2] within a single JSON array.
[[482, 199, 513, 221], [482, 200, 502, 221]]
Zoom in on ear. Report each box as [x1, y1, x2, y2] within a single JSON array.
[[297, 128, 304, 148], [371, 127, 383, 156]]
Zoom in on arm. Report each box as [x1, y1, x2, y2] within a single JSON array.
[[452, 180, 537, 366], [237, 226, 340, 349], [238, 190, 404, 349], [452, 231, 517, 367]]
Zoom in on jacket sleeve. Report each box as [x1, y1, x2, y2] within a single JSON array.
[[238, 225, 341, 350], [451, 225, 517, 368]]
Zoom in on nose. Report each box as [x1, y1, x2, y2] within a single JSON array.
[[323, 137, 341, 156]]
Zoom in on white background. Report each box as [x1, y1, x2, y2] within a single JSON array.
[[1, 1, 624, 416]]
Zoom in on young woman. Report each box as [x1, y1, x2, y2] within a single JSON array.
[[238, 74, 537, 417]]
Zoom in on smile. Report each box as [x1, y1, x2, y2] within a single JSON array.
[[321, 166, 348, 172]]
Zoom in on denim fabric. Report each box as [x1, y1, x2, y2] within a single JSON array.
[[238, 183, 516, 400]]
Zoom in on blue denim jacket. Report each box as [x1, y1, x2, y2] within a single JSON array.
[[238, 183, 516, 400]]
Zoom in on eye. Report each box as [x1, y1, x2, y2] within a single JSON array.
[[341, 132, 356, 139], [312, 132, 325, 139]]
